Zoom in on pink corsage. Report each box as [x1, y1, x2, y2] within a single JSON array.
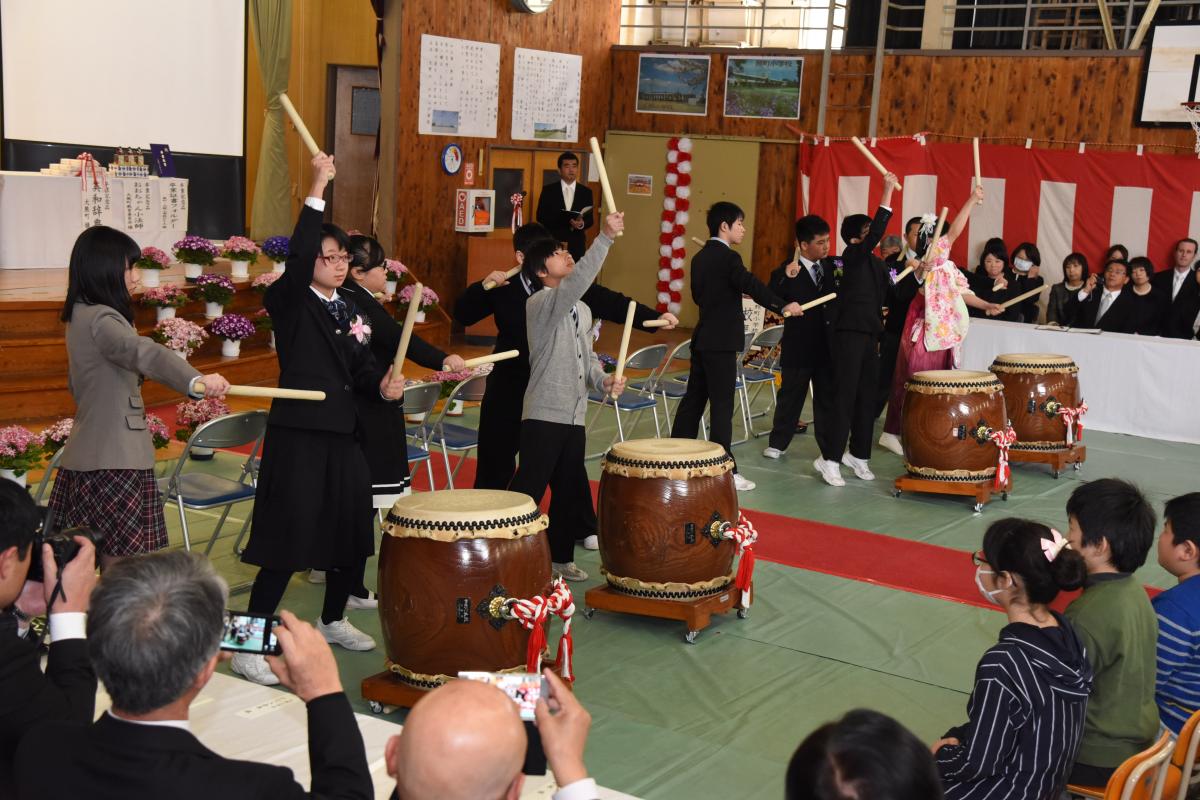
[[349, 315, 372, 345]]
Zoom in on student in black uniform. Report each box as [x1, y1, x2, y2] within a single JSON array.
[[876, 216, 923, 418], [671, 202, 802, 492], [233, 154, 407, 686]]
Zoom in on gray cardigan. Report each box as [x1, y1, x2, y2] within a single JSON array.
[[61, 303, 200, 471], [523, 234, 613, 426]]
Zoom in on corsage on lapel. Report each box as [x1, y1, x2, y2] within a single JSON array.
[[348, 315, 372, 345], [832, 258, 844, 283]]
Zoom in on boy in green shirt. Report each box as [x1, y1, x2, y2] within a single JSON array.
[[1063, 477, 1159, 786]]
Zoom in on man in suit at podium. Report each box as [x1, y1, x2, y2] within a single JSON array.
[[536, 152, 594, 261]]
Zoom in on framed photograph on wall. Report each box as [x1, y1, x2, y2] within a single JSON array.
[[724, 56, 803, 120], [636, 54, 710, 116]]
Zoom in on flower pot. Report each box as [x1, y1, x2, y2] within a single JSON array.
[[189, 446, 215, 461], [386, 280, 398, 295], [272, 261, 286, 274], [221, 338, 241, 358], [416, 310, 427, 324], [141, 270, 161, 288], [183, 263, 203, 279], [156, 306, 177, 322], [230, 260, 250, 281], [446, 398, 464, 417], [173, 349, 188, 361], [0, 469, 27, 488], [404, 412, 427, 424], [269, 331, 276, 350], [205, 301, 223, 319]]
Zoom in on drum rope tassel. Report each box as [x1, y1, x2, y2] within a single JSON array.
[[718, 512, 758, 608], [988, 426, 1017, 489], [503, 577, 576, 681], [1057, 400, 1088, 445]]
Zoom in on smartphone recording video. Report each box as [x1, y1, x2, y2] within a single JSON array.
[[458, 671, 544, 722], [220, 611, 282, 656]]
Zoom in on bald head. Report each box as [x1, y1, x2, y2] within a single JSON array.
[[390, 680, 527, 800]]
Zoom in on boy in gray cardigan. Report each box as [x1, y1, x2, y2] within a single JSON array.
[[509, 212, 626, 580]]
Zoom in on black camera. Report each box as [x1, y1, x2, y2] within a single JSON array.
[[26, 524, 103, 584]]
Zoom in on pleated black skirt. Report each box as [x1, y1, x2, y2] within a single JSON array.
[[357, 398, 411, 495]]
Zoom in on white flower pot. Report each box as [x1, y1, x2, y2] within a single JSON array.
[[141, 269, 161, 288], [205, 301, 223, 319], [156, 306, 176, 322], [446, 398, 464, 417], [221, 338, 241, 357], [272, 261, 286, 273], [269, 331, 276, 350], [230, 260, 250, 281], [416, 310, 427, 324], [386, 280, 398, 294], [184, 263, 203, 279], [0, 469, 27, 488], [173, 349, 188, 361]]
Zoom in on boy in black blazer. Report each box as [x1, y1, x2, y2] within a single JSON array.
[[816, 172, 898, 488], [535, 151, 594, 261], [671, 202, 802, 491]]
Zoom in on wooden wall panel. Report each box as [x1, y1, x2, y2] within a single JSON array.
[[753, 143, 800, 283]]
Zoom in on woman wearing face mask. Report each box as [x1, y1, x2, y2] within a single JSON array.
[[967, 239, 1023, 322], [1045, 253, 1089, 326], [934, 518, 1093, 800], [1009, 242, 1045, 324]]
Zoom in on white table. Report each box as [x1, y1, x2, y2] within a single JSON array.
[[960, 319, 1200, 445], [0, 171, 188, 268]]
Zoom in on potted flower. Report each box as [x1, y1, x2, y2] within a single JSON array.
[[173, 235, 220, 280], [152, 317, 207, 360], [140, 284, 190, 322], [222, 236, 260, 281], [134, 246, 171, 288], [398, 284, 439, 324], [37, 417, 73, 457], [175, 398, 231, 460], [0, 425, 41, 487], [384, 259, 409, 294], [252, 270, 281, 295], [252, 308, 275, 350], [412, 368, 478, 419], [194, 273, 235, 319], [262, 235, 290, 273], [209, 313, 255, 358], [147, 414, 171, 450]]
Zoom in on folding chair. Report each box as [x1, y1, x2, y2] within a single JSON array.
[[585, 343, 667, 459], [1066, 729, 1174, 800], [740, 324, 785, 437], [643, 338, 703, 437], [1159, 708, 1200, 800], [157, 410, 267, 554], [31, 447, 65, 505], [397, 381, 441, 497], [410, 374, 486, 490]]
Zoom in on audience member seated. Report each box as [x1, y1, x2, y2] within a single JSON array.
[[880, 234, 903, 262], [0, 478, 97, 793], [1009, 242, 1045, 323], [1153, 492, 1200, 735], [14, 550, 372, 800], [1104, 244, 1130, 264], [1045, 252, 1088, 326], [1063, 478, 1159, 786], [934, 518, 1091, 800], [386, 667, 596, 800], [1067, 258, 1136, 333], [1150, 238, 1199, 340], [967, 239, 1023, 321], [787, 708, 942, 800], [1128, 257, 1168, 336]]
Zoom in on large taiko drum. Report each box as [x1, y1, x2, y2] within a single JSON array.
[[901, 370, 1008, 482], [989, 353, 1080, 452], [597, 438, 738, 598], [379, 489, 551, 690]]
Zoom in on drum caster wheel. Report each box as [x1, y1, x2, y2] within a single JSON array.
[[1073, 462, 1082, 471], [972, 502, 984, 513], [892, 489, 902, 498], [1001, 492, 1008, 501], [737, 608, 749, 620], [684, 630, 699, 645], [368, 701, 384, 714], [583, 607, 596, 620], [1052, 469, 1061, 479]]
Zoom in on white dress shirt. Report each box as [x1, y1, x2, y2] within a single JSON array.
[[553, 778, 598, 800], [799, 255, 822, 286], [1096, 288, 1120, 321], [561, 180, 576, 210], [48, 611, 86, 643], [107, 710, 190, 731]]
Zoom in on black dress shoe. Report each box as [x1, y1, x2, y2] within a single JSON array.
[[795, 421, 809, 434]]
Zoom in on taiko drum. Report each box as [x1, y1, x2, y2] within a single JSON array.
[[901, 370, 1008, 482], [989, 353, 1080, 451]]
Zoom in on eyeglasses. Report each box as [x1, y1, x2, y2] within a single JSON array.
[[971, 551, 988, 568], [321, 253, 349, 266]]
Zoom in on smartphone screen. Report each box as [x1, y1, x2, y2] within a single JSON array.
[[220, 611, 281, 656]]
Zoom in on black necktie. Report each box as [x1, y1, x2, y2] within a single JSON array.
[[323, 297, 349, 326], [812, 261, 824, 289]]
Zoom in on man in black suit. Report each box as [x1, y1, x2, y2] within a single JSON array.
[[671, 202, 803, 492], [816, 172, 898, 487], [1150, 238, 1200, 339], [763, 215, 835, 460], [0, 479, 97, 794], [876, 216, 923, 418], [1067, 258, 1137, 333], [535, 152, 594, 261], [16, 550, 373, 800]]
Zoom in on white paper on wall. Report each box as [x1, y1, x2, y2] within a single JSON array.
[[511, 47, 581, 142], [160, 178, 188, 231], [123, 178, 153, 231], [418, 34, 500, 139], [81, 179, 113, 229]]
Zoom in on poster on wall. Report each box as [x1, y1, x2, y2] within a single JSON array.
[[635, 54, 710, 116], [626, 174, 653, 196], [418, 34, 500, 138], [511, 48, 582, 142], [724, 57, 803, 119]]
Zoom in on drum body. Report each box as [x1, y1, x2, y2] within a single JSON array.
[[597, 438, 738, 598], [379, 489, 551, 688], [989, 353, 1080, 451], [901, 370, 1008, 481]]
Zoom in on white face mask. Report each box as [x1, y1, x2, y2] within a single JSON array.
[[974, 567, 1006, 605], [1013, 257, 1033, 273]]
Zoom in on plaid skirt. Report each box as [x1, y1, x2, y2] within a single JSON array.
[[48, 468, 168, 557]]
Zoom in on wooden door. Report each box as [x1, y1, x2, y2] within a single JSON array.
[[488, 149, 533, 240], [328, 66, 379, 234]]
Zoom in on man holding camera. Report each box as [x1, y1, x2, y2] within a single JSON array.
[[0, 478, 98, 793]]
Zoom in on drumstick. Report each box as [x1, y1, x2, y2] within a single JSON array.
[[800, 293, 837, 312], [483, 265, 521, 291], [893, 265, 914, 283], [460, 349, 519, 369], [612, 300, 635, 399], [997, 285, 1043, 310], [642, 319, 670, 328], [393, 281, 423, 373], [850, 136, 902, 191], [587, 137, 621, 237], [278, 92, 335, 179], [193, 383, 326, 401], [972, 137, 982, 204], [922, 207, 949, 266], [691, 237, 706, 247]]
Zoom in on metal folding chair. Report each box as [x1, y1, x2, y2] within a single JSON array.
[[741, 324, 785, 437], [648, 339, 705, 438], [410, 374, 487, 490], [584, 343, 668, 459], [31, 447, 65, 505], [399, 381, 441, 496]]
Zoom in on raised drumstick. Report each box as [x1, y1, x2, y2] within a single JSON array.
[[393, 282, 423, 373], [923, 207, 949, 266], [460, 350, 519, 369], [588, 137, 621, 237], [691, 237, 706, 247], [850, 136, 902, 191], [972, 137, 982, 204], [611, 300, 636, 399], [997, 285, 1043, 310], [279, 92, 335, 179], [193, 383, 326, 401], [483, 266, 521, 291]]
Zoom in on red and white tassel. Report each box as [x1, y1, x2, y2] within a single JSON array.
[[1057, 400, 1087, 445], [988, 426, 1017, 489], [507, 578, 575, 681], [722, 512, 759, 608]]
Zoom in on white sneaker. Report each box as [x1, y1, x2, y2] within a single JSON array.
[[581, 534, 599, 551], [553, 562, 589, 581], [346, 591, 378, 610], [733, 473, 757, 492], [308, 570, 326, 584], [841, 454, 875, 481], [813, 458, 846, 487], [316, 617, 376, 651], [230, 652, 280, 685], [878, 432, 904, 456], [762, 447, 783, 460]]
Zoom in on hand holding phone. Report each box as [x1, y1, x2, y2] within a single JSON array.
[[534, 669, 591, 788], [220, 611, 282, 656]]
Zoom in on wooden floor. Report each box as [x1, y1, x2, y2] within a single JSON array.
[[0, 267, 73, 301]]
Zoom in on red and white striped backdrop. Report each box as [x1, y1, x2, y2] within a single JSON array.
[[799, 139, 1200, 293]]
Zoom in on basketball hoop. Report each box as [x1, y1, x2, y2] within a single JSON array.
[[1184, 103, 1200, 155]]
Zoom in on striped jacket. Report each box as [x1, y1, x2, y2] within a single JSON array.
[[1153, 576, 1200, 734], [938, 613, 1094, 800]]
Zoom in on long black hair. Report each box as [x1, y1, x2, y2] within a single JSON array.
[[62, 226, 141, 323], [982, 518, 1087, 605], [348, 234, 387, 272]]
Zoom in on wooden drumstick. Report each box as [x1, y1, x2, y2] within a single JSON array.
[[612, 300, 636, 399], [393, 282, 423, 373], [460, 349, 519, 369], [893, 265, 915, 283], [691, 237, 706, 247], [923, 207, 949, 266], [642, 319, 670, 328], [997, 285, 1044, 310], [483, 265, 521, 291], [279, 92, 335, 179], [972, 137, 982, 204], [799, 292, 837, 312], [587, 136, 621, 237], [850, 136, 902, 191], [193, 383, 326, 401]]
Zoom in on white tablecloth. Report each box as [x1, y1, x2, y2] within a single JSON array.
[[960, 319, 1200, 445], [0, 171, 187, 268]]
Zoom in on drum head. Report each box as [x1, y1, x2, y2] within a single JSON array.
[[384, 489, 547, 541], [990, 353, 1078, 373], [608, 437, 727, 464], [907, 370, 1003, 394]]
